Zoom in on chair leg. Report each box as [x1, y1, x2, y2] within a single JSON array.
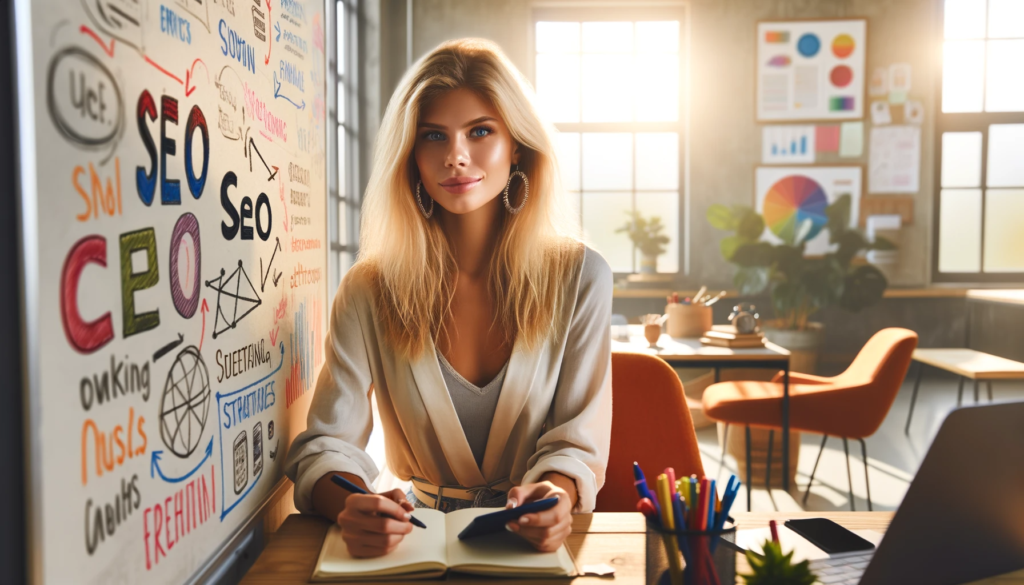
[[859, 438, 873, 512], [905, 362, 924, 436], [766, 430, 774, 493], [843, 437, 855, 512], [717, 423, 730, 482], [957, 376, 965, 407], [746, 426, 752, 512], [974, 379, 980, 403], [803, 435, 828, 506], [988, 380, 994, 402]]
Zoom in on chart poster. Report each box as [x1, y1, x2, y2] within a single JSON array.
[[757, 20, 866, 122], [20, 0, 328, 582], [755, 166, 862, 256]]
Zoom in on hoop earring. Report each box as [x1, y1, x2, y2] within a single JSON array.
[[415, 180, 434, 219], [503, 165, 529, 215]]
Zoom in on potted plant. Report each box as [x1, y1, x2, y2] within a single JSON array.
[[707, 195, 894, 373], [616, 211, 670, 274]]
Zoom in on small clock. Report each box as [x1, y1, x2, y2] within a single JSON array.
[[729, 304, 760, 334]]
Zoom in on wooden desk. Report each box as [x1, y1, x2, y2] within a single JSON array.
[[612, 326, 794, 494], [245, 511, 1024, 584], [905, 349, 1024, 435]]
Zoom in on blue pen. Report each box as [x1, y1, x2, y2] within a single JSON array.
[[331, 474, 427, 529], [689, 476, 697, 520], [672, 492, 691, 561], [633, 462, 660, 514], [706, 479, 717, 532]]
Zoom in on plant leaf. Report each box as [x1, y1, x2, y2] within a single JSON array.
[[834, 230, 867, 267], [707, 204, 738, 231], [826, 194, 852, 242], [737, 211, 766, 240], [840, 264, 888, 311], [869, 235, 898, 251], [732, 242, 775, 267], [735, 266, 770, 295], [720, 235, 744, 261]]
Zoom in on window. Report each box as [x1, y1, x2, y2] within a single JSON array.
[[533, 7, 688, 274], [330, 0, 359, 293], [934, 0, 1024, 282]]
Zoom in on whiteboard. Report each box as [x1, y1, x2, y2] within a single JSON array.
[[756, 20, 866, 121], [18, 0, 328, 582]]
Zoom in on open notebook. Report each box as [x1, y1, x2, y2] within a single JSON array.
[[312, 507, 578, 581]]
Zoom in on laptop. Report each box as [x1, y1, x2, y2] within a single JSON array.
[[805, 401, 1024, 585]]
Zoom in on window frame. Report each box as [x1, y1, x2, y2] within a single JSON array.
[[530, 4, 691, 277], [932, 0, 1024, 283], [330, 0, 360, 294]]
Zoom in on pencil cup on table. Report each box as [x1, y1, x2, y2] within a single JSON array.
[[645, 520, 737, 585], [665, 302, 713, 338]]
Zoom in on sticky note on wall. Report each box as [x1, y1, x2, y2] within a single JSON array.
[[816, 125, 840, 153], [840, 122, 864, 157]]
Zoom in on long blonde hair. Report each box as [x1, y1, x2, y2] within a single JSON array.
[[355, 38, 583, 360]]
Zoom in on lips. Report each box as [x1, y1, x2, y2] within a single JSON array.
[[439, 176, 482, 194]]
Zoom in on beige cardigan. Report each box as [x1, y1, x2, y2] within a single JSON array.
[[285, 247, 613, 513]]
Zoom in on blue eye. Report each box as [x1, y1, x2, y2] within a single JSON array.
[[470, 126, 492, 138], [424, 131, 445, 141]]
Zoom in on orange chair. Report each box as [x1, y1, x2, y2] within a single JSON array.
[[596, 352, 705, 512], [701, 328, 918, 511]]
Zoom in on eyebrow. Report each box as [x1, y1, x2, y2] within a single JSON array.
[[418, 116, 497, 130]]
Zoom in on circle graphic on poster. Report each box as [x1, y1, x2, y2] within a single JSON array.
[[832, 34, 855, 58], [159, 346, 212, 458], [797, 34, 821, 57], [830, 65, 853, 87], [763, 175, 829, 243]]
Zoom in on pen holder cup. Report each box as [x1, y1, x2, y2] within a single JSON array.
[[665, 304, 713, 339], [645, 520, 737, 585]]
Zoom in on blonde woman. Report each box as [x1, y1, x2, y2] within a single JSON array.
[[285, 38, 612, 558]]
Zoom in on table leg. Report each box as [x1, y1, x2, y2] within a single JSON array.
[[957, 376, 965, 407], [974, 379, 980, 403], [782, 366, 790, 492], [987, 380, 994, 402], [905, 362, 925, 436]]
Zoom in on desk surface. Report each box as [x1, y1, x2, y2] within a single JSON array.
[[612, 326, 790, 363], [242, 511, 1024, 585], [913, 348, 1024, 380]]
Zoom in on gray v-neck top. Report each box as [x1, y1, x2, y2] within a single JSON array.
[[437, 350, 509, 469]]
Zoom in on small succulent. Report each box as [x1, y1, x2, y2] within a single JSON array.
[[615, 210, 671, 256], [740, 540, 817, 585]]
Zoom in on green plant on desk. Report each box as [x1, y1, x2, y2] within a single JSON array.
[[616, 210, 670, 273], [740, 540, 817, 585], [707, 195, 894, 331]]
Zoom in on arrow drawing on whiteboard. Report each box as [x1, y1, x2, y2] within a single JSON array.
[[153, 333, 184, 362], [260, 237, 283, 292], [151, 437, 214, 483], [273, 71, 306, 110], [248, 137, 278, 181], [199, 299, 209, 351]]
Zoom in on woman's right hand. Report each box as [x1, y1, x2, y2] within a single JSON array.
[[336, 489, 416, 558]]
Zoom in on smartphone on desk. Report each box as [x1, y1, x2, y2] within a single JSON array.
[[457, 497, 560, 540], [784, 518, 876, 555]]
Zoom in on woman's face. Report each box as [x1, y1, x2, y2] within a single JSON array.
[[414, 88, 519, 215]]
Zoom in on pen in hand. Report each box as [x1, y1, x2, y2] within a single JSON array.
[[331, 474, 428, 529]]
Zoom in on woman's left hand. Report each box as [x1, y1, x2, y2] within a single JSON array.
[[503, 481, 573, 552]]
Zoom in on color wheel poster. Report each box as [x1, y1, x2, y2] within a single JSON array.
[[755, 167, 862, 256], [757, 20, 866, 121]]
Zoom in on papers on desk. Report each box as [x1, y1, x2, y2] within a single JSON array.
[[735, 526, 884, 562]]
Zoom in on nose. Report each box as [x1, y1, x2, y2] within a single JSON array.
[[445, 135, 469, 168]]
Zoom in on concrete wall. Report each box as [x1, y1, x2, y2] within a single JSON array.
[[380, 0, 941, 289]]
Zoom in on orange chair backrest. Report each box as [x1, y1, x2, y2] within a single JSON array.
[[833, 327, 918, 436], [595, 352, 705, 512]]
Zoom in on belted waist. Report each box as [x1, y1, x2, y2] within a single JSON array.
[[410, 476, 513, 509]]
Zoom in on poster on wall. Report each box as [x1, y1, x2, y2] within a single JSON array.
[[869, 126, 921, 193], [19, 0, 328, 582], [756, 19, 867, 121], [755, 166, 862, 255]]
